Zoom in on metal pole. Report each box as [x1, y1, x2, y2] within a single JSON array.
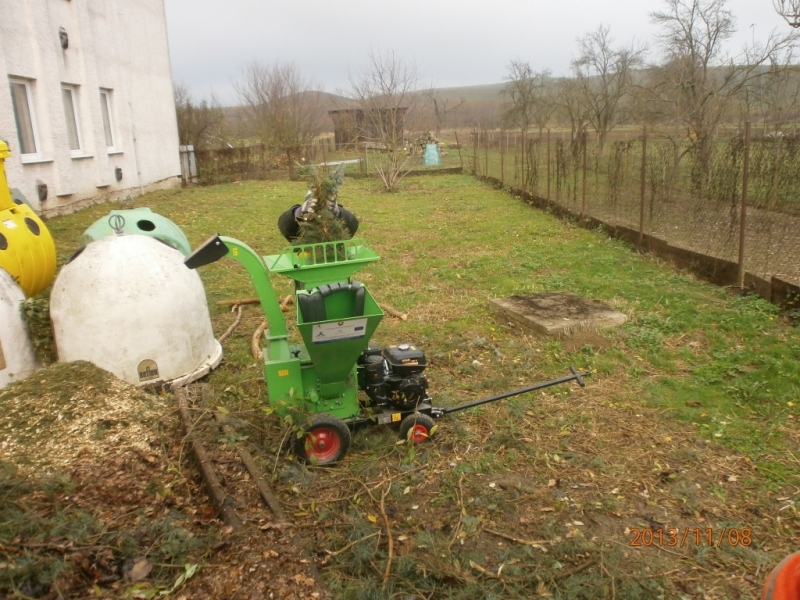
[[440, 368, 589, 415], [473, 129, 478, 175], [500, 130, 505, 185], [547, 128, 551, 199], [581, 131, 588, 217], [738, 121, 750, 288], [485, 128, 489, 176], [455, 131, 463, 170], [639, 126, 647, 246]]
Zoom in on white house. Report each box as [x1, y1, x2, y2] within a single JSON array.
[[0, 0, 181, 216]]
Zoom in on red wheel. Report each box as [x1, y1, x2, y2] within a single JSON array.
[[399, 413, 436, 443], [294, 414, 351, 465]]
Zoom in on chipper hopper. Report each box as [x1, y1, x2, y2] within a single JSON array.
[[186, 235, 589, 465]]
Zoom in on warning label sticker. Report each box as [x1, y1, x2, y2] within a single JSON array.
[[312, 319, 368, 344]]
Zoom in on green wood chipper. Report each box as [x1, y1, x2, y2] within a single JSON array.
[[186, 235, 588, 465]]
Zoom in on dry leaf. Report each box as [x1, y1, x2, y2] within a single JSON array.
[[128, 557, 152, 582]]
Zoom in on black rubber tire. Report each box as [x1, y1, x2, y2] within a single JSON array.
[[399, 412, 436, 443], [294, 413, 352, 465]]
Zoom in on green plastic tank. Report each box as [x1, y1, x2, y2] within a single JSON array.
[[80, 208, 191, 256]]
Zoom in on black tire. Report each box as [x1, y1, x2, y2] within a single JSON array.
[[294, 413, 351, 465], [399, 412, 436, 443]]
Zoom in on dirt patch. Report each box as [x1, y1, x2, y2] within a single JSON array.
[[562, 331, 612, 353]]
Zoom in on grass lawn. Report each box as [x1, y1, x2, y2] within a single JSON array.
[[37, 173, 800, 598]]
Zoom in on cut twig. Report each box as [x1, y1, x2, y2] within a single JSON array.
[[448, 475, 465, 549], [219, 295, 293, 312], [324, 531, 380, 558], [213, 412, 287, 521], [553, 558, 597, 580], [252, 319, 268, 360], [380, 487, 394, 590], [483, 527, 550, 552], [175, 389, 242, 531], [218, 305, 243, 344], [379, 303, 408, 321], [218, 297, 260, 306]]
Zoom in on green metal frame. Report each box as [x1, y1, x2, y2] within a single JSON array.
[[215, 237, 383, 420]]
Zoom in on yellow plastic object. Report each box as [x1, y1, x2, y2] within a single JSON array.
[[0, 140, 56, 297], [0, 141, 11, 210]]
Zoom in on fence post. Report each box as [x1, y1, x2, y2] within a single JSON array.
[[547, 128, 551, 200], [473, 129, 478, 175], [500, 130, 505, 185], [581, 131, 588, 217], [639, 126, 647, 246], [455, 131, 463, 170], [485, 129, 489, 176], [738, 121, 750, 289]]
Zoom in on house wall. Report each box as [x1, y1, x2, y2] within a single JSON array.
[[0, 0, 180, 216]]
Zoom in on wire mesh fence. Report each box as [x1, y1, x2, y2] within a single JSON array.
[[193, 135, 465, 186], [470, 126, 800, 303]]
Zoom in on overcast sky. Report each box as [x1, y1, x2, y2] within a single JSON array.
[[164, 0, 792, 106]]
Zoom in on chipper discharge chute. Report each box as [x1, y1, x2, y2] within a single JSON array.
[[186, 234, 589, 465]]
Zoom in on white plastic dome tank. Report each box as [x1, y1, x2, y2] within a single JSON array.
[[50, 234, 222, 387], [0, 268, 39, 388]]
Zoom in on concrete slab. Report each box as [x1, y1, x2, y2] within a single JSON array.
[[490, 292, 627, 338]]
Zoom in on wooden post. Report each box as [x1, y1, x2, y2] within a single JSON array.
[[473, 129, 478, 175], [639, 126, 647, 246], [484, 129, 489, 176], [546, 128, 551, 199], [455, 131, 463, 170], [581, 131, 588, 217], [500, 130, 505, 185], [738, 121, 750, 289], [521, 130, 526, 193]]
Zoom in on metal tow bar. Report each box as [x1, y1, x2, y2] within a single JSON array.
[[429, 366, 590, 419]]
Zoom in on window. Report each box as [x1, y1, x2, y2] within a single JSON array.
[[99, 89, 117, 150], [9, 79, 41, 160], [61, 85, 84, 156]]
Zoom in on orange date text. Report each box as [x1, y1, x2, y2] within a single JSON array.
[[628, 527, 752, 548]]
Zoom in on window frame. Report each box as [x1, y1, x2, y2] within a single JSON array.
[[99, 88, 118, 152], [8, 78, 42, 162], [61, 83, 85, 157]]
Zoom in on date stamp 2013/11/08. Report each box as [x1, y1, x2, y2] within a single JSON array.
[[629, 527, 752, 548]]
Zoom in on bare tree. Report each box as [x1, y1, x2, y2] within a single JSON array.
[[759, 58, 800, 133], [555, 78, 590, 141], [423, 89, 464, 140], [774, 0, 800, 27], [234, 62, 324, 178], [572, 25, 645, 157], [645, 0, 798, 191], [503, 61, 555, 190], [348, 50, 421, 192], [173, 83, 225, 150]]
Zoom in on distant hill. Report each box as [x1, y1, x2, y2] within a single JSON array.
[[222, 84, 506, 113], [427, 83, 506, 103], [221, 82, 510, 135]]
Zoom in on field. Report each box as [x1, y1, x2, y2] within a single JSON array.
[[3, 173, 800, 598]]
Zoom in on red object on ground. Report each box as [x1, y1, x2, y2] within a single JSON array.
[[305, 427, 342, 463], [764, 552, 800, 600]]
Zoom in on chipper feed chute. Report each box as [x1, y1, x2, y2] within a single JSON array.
[[185, 236, 384, 419], [295, 282, 383, 395]]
